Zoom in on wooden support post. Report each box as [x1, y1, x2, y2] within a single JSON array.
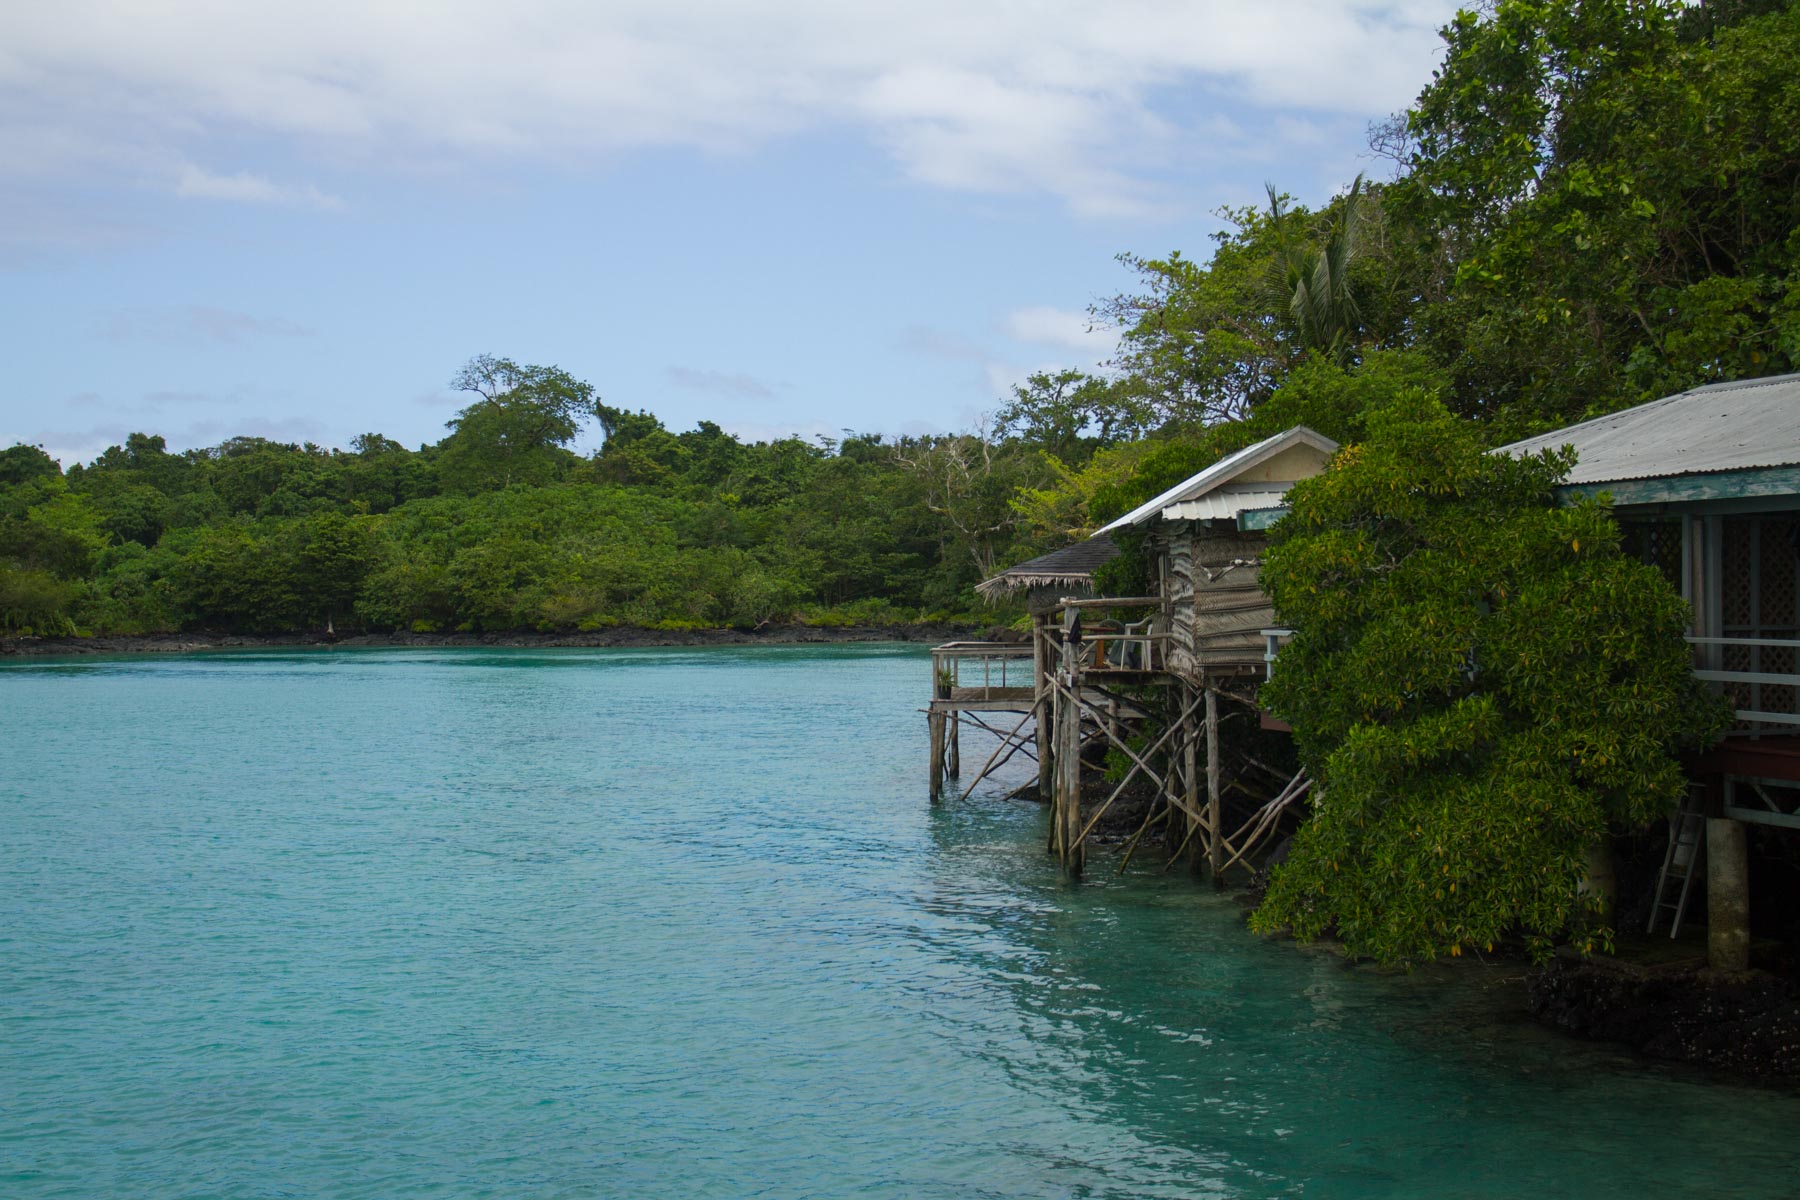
[[1056, 608, 1084, 877], [947, 712, 960, 777], [1183, 682, 1202, 876], [1163, 694, 1179, 834], [1205, 682, 1223, 886], [1035, 615, 1053, 803], [1059, 688, 1084, 876], [928, 709, 945, 804], [1707, 816, 1750, 972]]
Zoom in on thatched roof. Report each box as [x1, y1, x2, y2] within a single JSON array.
[[975, 533, 1118, 599]]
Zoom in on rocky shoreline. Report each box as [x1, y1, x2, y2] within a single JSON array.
[[1529, 956, 1800, 1082], [0, 621, 1011, 657]]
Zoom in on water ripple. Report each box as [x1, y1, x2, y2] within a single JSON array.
[[2, 645, 1797, 1199]]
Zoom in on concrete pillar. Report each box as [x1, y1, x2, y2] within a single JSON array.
[[1579, 840, 1618, 926], [1706, 817, 1750, 972]]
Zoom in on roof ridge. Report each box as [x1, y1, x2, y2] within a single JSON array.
[[1685, 370, 1800, 396], [1095, 425, 1336, 534]]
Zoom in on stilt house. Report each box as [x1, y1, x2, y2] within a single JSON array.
[[937, 426, 1338, 876], [1499, 372, 1800, 969]]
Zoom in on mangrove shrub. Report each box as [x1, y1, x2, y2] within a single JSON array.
[[1250, 392, 1727, 964]]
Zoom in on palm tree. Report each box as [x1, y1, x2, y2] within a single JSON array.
[[1267, 174, 1367, 366]]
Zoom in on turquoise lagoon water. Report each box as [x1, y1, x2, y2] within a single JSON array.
[[2, 644, 1796, 1199]]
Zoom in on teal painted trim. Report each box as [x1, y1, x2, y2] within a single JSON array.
[[1558, 465, 1800, 507], [1237, 506, 1287, 531]]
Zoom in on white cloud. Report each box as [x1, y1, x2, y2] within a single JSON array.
[[1003, 305, 1118, 360], [97, 306, 316, 344], [174, 164, 342, 210], [0, 1, 1459, 219], [665, 366, 778, 400], [899, 325, 987, 362]]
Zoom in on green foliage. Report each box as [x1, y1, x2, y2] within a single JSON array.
[[1096, 209, 1295, 427], [1, 344, 1033, 638], [0, 444, 60, 487], [0, 477, 109, 580], [1096, 181, 1413, 432], [993, 370, 1153, 466], [1267, 175, 1368, 366], [354, 485, 803, 631], [1391, 0, 1800, 430], [1249, 392, 1729, 963], [438, 355, 599, 492], [0, 565, 77, 635]]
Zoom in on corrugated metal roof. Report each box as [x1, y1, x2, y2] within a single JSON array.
[[1096, 426, 1338, 534], [1161, 483, 1295, 522], [975, 533, 1119, 596], [1497, 372, 1800, 484]]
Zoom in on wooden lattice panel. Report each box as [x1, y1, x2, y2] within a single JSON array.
[[1618, 518, 1682, 591], [1723, 516, 1755, 628]]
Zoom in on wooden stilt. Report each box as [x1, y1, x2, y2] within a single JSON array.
[[1046, 662, 1062, 855], [928, 709, 945, 804], [947, 712, 960, 777], [1034, 615, 1053, 803], [1056, 608, 1084, 877], [1183, 681, 1202, 875], [1205, 682, 1223, 886]]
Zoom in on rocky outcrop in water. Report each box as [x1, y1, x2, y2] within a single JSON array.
[[1529, 958, 1800, 1081]]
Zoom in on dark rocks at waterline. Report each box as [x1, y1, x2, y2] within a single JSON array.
[[1529, 957, 1800, 1081], [0, 623, 1014, 657]]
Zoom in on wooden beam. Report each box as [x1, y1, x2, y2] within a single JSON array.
[[1206, 684, 1223, 885], [1561, 466, 1800, 509], [1057, 596, 1165, 609]]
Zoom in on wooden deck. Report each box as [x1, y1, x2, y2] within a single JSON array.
[[1694, 734, 1800, 830]]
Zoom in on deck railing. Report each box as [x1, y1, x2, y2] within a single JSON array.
[[1262, 631, 1798, 728], [1689, 636, 1800, 729], [1055, 596, 1166, 673], [931, 641, 1035, 700]]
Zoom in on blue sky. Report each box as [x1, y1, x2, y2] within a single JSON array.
[[1, 1, 1462, 467]]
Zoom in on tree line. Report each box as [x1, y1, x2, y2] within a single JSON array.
[[0, 361, 1067, 637]]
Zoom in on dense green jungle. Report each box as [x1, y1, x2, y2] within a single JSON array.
[[6, 0, 1799, 649]]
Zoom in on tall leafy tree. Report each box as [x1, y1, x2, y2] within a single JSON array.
[[1250, 390, 1727, 963], [438, 355, 600, 492], [1391, 0, 1800, 429], [992, 369, 1153, 466]]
